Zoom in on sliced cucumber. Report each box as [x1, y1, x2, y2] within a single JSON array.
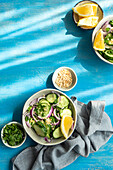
[[57, 95, 69, 108], [60, 109, 72, 117], [39, 99, 50, 105], [46, 124, 52, 138], [107, 40, 113, 46], [33, 124, 46, 137], [53, 127, 63, 138], [46, 93, 57, 103], [41, 103, 50, 117], [105, 50, 113, 58]]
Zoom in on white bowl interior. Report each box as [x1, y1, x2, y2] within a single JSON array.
[[22, 89, 77, 146], [52, 67, 77, 91], [1, 121, 26, 148], [92, 15, 113, 65]]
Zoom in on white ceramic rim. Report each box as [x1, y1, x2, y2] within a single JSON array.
[[52, 67, 77, 91], [22, 88, 77, 146], [1, 121, 27, 148], [92, 15, 113, 65]]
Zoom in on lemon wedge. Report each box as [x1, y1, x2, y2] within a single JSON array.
[[93, 29, 105, 51], [60, 115, 73, 139], [72, 3, 98, 17], [77, 16, 98, 27]]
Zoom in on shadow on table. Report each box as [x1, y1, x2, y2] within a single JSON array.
[[62, 10, 113, 75], [46, 72, 55, 89], [62, 10, 92, 38], [12, 88, 41, 123], [13, 103, 24, 123], [9, 161, 12, 170]]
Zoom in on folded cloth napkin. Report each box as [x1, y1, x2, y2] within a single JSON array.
[[12, 97, 113, 170]]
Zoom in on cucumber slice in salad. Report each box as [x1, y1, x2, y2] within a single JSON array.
[[46, 93, 57, 103], [41, 103, 50, 117], [39, 99, 50, 105], [60, 109, 72, 117], [57, 95, 69, 108], [33, 124, 47, 137], [105, 50, 113, 58], [46, 124, 52, 138], [53, 127, 63, 138]]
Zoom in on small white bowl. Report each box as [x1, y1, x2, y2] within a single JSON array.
[[92, 15, 113, 65], [1, 121, 27, 148], [52, 67, 77, 91], [22, 88, 77, 146]]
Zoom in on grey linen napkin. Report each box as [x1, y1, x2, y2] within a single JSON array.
[[12, 98, 113, 170]]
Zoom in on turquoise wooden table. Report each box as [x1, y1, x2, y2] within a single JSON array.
[[0, 0, 113, 169]]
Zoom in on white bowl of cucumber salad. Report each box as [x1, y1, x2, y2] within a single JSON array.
[[22, 89, 77, 145], [92, 15, 113, 65]]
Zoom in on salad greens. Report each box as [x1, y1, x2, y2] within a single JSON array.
[[98, 20, 113, 63], [3, 123, 25, 146], [25, 92, 73, 142]]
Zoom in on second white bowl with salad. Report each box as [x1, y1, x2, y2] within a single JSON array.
[[92, 15, 113, 65], [22, 89, 77, 146]]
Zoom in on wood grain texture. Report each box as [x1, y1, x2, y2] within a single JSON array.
[[0, 0, 113, 169]]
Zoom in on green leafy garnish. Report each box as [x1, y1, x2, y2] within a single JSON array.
[[106, 27, 110, 32], [25, 116, 29, 121], [27, 106, 32, 112], [109, 20, 113, 26], [3, 123, 25, 146]]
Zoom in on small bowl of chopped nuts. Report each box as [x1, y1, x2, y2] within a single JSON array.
[[52, 67, 77, 91]]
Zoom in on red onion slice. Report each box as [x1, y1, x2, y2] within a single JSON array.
[[44, 137, 52, 143], [23, 112, 30, 116], [26, 120, 31, 128], [37, 115, 46, 120], [30, 107, 38, 122], [71, 121, 74, 130], [38, 96, 45, 102], [52, 120, 60, 126], [101, 21, 110, 31], [26, 114, 31, 118], [46, 106, 53, 118], [53, 109, 61, 120], [37, 106, 53, 120], [102, 31, 108, 37]]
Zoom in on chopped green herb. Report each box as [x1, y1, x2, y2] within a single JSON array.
[[109, 20, 113, 26], [106, 27, 110, 32], [25, 116, 29, 121], [3, 123, 25, 146], [27, 106, 32, 112]]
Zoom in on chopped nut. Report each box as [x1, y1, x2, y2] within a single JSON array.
[[55, 69, 73, 88], [46, 118, 51, 125]]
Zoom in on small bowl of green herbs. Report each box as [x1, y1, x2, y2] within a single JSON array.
[[1, 121, 26, 148]]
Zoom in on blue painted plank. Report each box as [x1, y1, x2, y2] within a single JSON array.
[[0, 0, 113, 170]]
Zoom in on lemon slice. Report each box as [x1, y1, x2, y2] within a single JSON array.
[[60, 115, 73, 139], [72, 4, 98, 17], [93, 29, 105, 51], [92, 4, 98, 16], [77, 16, 98, 27], [85, 3, 98, 16]]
